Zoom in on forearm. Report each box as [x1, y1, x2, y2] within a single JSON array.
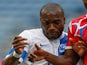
[[44, 52, 71, 65], [2, 55, 19, 65], [44, 50, 80, 65]]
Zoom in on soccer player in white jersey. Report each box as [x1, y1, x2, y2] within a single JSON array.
[[28, 0, 87, 65], [2, 3, 68, 65]]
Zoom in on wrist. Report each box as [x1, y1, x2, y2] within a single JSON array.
[[13, 51, 20, 58], [43, 51, 50, 59]]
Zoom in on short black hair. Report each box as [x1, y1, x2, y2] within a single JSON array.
[[40, 3, 64, 17]]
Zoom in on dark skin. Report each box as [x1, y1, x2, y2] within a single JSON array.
[[2, 36, 28, 65], [69, 0, 87, 57], [29, 4, 80, 65], [29, 35, 86, 65], [2, 3, 82, 65], [67, 0, 87, 57], [29, 0, 87, 65], [29, 44, 79, 65], [2, 3, 66, 65], [40, 10, 65, 40], [69, 35, 87, 56], [83, 0, 87, 9]]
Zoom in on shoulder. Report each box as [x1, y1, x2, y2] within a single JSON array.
[[70, 14, 87, 23], [60, 32, 68, 38], [23, 28, 42, 32], [60, 32, 68, 43], [58, 32, 68, 55], [18, 28, 42, 38], [68, 14, 87, 34], [19, 28, 42, 35]]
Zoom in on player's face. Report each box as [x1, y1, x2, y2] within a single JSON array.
[[41, 11, 65, 40], [83, 0, 87, 9]]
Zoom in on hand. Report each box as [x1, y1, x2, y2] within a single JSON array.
[[12, 36, 28, 54], [28, 44, 47, 62], [69, 35, 87, 56]]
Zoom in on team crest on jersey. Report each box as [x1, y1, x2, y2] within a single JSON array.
[[58, 34, 68, 55], [58, 44, 66, 53]]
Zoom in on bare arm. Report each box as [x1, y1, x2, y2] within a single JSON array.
[[2, 36, 28, 65], [29, 44, 80, 65], [2, 55, 19, 65], [41, 49, 79, 65]]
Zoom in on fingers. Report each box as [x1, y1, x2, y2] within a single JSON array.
[[13, 42, 28, 54], [28, 53, 37, 62], [12, 36, 28, 48], [14, 43, 28, 50], [75, 35, 84, 42], [78, 45, 87, 50], [34, 44, 43, 55], [69, 35, 87, 56], [14, 36, 22, 40], [28, 52, 44, 62], [77, 41, 87, 50], [13, 36, 27, 44], [69, 38, 74, 46], [69, 35, 87, 47], [12, 36, 28, 54], [35, 44, 40, 50], [77, 46, 87, 56], [78, 40, 87, 48], [13, 36, 28, 50], [13, 42, 28, 48]]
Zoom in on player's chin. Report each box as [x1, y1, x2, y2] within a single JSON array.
[[48, 34, 59, 40]]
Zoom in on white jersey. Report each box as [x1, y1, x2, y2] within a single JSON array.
[[5, 28, 68, 65]]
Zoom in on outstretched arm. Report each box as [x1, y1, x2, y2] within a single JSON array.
[[29, 44, 80, 65]]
